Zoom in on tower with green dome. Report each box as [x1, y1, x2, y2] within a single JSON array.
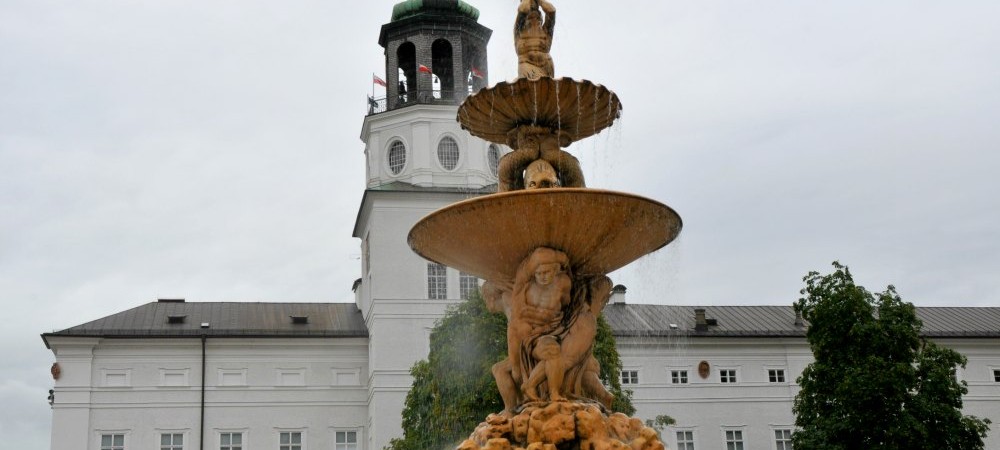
[[379, 0, 491, 110], [355, 2, 499, 449]]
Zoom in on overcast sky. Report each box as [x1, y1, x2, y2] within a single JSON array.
[[3, 0, 999, 447]]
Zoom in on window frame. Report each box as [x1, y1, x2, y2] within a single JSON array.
[[723, 428, 745, 450], [459, 272, 480, 300], [993, 368, 1000, 383], [218, 430, 246, 450], [427, 262, 448, 300], [333, 429, 359, 450], [768, 368, 786, 383], [675, 429, 695, 450], [436, 135, 461, 171], [159, 431, 185, 450], [98, 432, 128, 450], [670, 369, 689, 385], [620, 369, 639, 385], [277, 430, 304, 450], [773, 428, 793, 450], [719, 368, 739, 384], [386, 139, 408, 176]]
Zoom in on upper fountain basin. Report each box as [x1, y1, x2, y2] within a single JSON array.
[[457, 77, 622, 148]]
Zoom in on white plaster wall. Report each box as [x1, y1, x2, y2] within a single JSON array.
[[361, 104, 500, 190], [50, 337, 368, 450], [621, 335, 1000, 450]]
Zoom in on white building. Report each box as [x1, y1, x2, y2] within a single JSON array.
[[42, 1, 1000, 450]]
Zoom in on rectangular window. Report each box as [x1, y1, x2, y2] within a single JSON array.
[[335, 431, 357, 450], [720, 369, 737, 383], [459, 272, 480, 300], [724, 429, 744, 450], [768, 369, 786, 383], [671, 370, 688, 384], [427, 263, 447, 299], [620, 370, 639, 385], [994, 369, 1000, 382], [279, 432, 301, 450], [220, 432, 242, 450], [775, 429, 793, 450], [161, 433, 183, 450], [101, 434, 125, 450], [676, 430, 694, 450]]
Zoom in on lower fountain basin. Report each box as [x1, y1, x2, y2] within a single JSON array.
[[457, 77, 622, 147], [408, 188, 682, 282]]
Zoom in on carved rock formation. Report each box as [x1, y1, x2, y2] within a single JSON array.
[[457, 402, 666, 450]]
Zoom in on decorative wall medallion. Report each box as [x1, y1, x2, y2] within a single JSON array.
[[50, 362, 61, 380], [697, 361, 710, 379]]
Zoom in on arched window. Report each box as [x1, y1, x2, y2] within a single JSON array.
[[437, 137, 460, 170], [387, 140, 406, 175], [432, 39, 454, 98], [487, 144, 501, 177], [396, 42, 416, 102]]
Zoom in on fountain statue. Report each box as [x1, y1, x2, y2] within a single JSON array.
[[408, 1, 682, 448]]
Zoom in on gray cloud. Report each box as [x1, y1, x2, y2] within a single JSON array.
[[2, 0, 999, 447]]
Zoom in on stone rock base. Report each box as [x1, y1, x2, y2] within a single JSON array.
[[456, 402, 666, 450]]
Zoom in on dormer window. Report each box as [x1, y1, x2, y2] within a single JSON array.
[[167, 315, 186, 324], [290, 316, 309, 325]]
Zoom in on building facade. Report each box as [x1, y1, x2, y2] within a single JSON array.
[[42, 2, 1000, 450]]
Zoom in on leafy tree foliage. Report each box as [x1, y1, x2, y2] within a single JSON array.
[[792, 262, 990, 450], [388, 293, 634, 450]]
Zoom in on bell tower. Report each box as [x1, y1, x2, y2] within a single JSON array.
[[360, 0, 496, 190], [353, 2, 498, 449]]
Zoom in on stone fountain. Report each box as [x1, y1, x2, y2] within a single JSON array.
[[408, 1, 681, 448]]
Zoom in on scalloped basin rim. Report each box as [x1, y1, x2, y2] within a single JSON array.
[[407, 188, 682, 282], [457, 77, 623, 146]]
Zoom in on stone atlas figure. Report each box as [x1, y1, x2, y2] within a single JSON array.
[[515, 0, 555, 80], [408, 0, 682, 447]]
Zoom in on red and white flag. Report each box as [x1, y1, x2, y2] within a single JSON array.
[[418, 64, 432, 74], [470, 66, 485, 79], [373, 74, 387, 87]]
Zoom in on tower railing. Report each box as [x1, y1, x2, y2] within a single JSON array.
[[366, 89, 464, 116]]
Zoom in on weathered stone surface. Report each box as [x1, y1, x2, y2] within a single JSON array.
[[460, 402, 667, 450]]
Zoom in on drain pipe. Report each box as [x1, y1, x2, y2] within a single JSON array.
[[200, 335, 207, 450]]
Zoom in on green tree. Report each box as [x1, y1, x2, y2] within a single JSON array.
[[387, 293, 634, 450], [792, 262, 990, 450]]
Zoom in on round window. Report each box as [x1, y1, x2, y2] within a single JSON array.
[[388, 141, 406, 175], [437, 137, 460, 171], [487, 144, 501, 177]]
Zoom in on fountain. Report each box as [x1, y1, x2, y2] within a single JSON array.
[[408, 1, 681, 448]]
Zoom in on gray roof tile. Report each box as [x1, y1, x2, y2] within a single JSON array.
[[604, 304, 1000, 338], [42, 301, 367, 346]]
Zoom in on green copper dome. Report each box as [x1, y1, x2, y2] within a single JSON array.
[[391, 0, 480, 22]]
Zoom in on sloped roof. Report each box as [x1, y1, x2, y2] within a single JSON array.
[[42, 302, 999, 348], [42, 301, 367, 347], [603, 304, 1000, 338]]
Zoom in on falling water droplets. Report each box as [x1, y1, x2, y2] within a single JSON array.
[[554, 79, 562, 139], [531, 81, 538, 125]]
